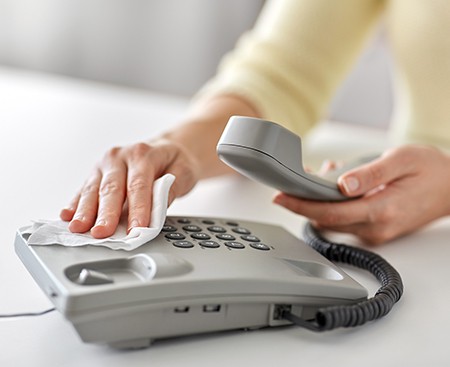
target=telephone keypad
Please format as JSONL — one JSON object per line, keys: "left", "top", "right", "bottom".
{"left": 164, "top": 218, "right": 271, "bottom": 251}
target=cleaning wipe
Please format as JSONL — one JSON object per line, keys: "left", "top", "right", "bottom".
{"left": 21, "top": 173, "right": 175, "bottom": 251}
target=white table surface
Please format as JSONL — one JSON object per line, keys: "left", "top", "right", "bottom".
{"left": 1, "top": 67, "right": 449, "bottom": 367}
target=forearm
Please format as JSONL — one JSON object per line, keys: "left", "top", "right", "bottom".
{"left": 161, "top": 94, "right": 260, "bottom": 179}
{"left": 195, "top": 0, "right": 384, "bottom": 137}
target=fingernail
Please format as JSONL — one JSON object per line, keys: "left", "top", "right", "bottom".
{"left": 72, "top": 215, "right": 85, "bottom": 223}
{"left": 69, "top": 217, "right": 86, "bottom": 233}
{"left": 273, "top": 195, "right": 284, "bottom": 205}
{"left": 320, "top": 159, "right": 332, "bottom": 170}
{"left": 128, "top": 219, "right": 140, "bottom": 231}
{"left": 342, "top": 176, "right": 360, "bottom": 193}
{"left": 60, "top": 208, "right": 74, "bottom": 221}
{"left": 94, "top": 219, "right": 107, "bottom": 228}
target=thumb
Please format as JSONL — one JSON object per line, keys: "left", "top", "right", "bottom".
{"left": 337, "top": 150, "right": 411, "bottom": 197}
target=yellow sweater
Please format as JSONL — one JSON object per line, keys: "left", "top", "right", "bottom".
{"left": 197, "top": 0, "right": 450, "bottom": 149}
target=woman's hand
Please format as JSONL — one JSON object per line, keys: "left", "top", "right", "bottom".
{"left": 60, "top": 139, "right": 200, "bottom": 239}
{"left": 59, "top": 94, "right": 260, "bottom": 239}
{"left": 273, "top": 145, "right": 450, "bottom": 245}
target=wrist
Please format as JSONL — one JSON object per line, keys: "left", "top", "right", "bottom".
{"left": 162, "top": 94, "right": 260, "bottom": 178}
{"left": 442, "top": 150, "right": 450, "bottom": 217}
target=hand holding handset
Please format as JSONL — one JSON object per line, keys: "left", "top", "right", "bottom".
{"left": 217, "top": 116, "right": 376, "bottom": 201}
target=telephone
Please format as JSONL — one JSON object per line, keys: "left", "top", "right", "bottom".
{"left": 14, "top": 117, "right": 402, "bottom": 349}
{"left": 15, "top": 217, "right": 369, "bottom": 348}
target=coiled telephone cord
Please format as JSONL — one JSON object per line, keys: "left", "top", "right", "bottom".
{"left": 281, "top": 222, "right": 404, "bottom": 331}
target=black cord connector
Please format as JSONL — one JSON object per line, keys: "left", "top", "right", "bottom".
{"left": 281, "top": 222, "right": 404, "bottom": 331}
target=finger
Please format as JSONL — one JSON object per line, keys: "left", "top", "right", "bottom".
{"left": 137, "top": 141, "right": 199, "bottom": 214}
{"left": 318, "top": 159, "right": 337, "bottom": 176}
{"left": 273, "top": 192, "right": 371, "bottom": 227}
{"left": 165, "top": 157, "right": 199, "bottom": 204}
{"left": 312, "top": 220, "right": 400, "bottom": 246}
{"left": 126, "top": 163, "right": 154, "bottom": 232}
{"left": 310, "top": 221, "right": 377, "bottom": 245}
{"left": 60, "top": 191, "right": 81, "bottom": 221}
{"left": 91, "top": 165, "right": 127, "bottom": 238}
{"left": 125, "top": 142, "right": 181, "bottom": 231}
{"left": 338, "top": 150, "right": 414, "bottom": 197}
{"left": 69, "top": 170, "right": 102, "bottom": 233}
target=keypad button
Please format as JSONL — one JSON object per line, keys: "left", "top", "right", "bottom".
{"left": 241, "top": 235, "right": 260, "bottom": 242}
{"left": 250, "top": 243, "right": 270, "bottom": 251}
{"left": 231, "top": 227, "right": 251, "bottom": 235}
{"left": 177, "top": 218, "right": 191, "bottom": 224}
{"left": 162, "top": 225, "right": 177, "bottom": 232}
{"left": 191, "top": 233, "right": 211, "bottom": 240}
{"left": 225, "top": 241, "right": 245, "bottom": 249}
{"left": 202, "top": 220, "right": 215, "bottom": 225}
{"left": 216, "top": 233, "right": 236, "bottom": 241}
{"left": 226, "top": 221, "right": 239, "bottom": 227}
{"left": 199, "top": 240, "right": 220, "bottom": 248}
{"left": 165, "top": 232, "right": 186, "bottom": 240}
{"left": 207, "top": 225, "right": 226, "bottom": 233}
{"left": 183, "top": 225, "right": 202, "bottom": 232}
{"left": 173, "top": 240, "right": 194, "bottom": 248}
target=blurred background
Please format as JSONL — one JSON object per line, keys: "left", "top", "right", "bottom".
{"left": 0, "top": 0, "right": 393, "bottom": 127}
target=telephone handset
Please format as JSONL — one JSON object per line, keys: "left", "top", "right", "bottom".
{"left": 217, "top": 116, "right": 376, "bottom": 201}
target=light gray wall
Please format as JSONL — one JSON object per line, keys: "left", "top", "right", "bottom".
{"left": 0, "top": 0, "right": 265, "bottom": 95}
{"left": 0, "top": 0, "right": 393, "bottom": 127}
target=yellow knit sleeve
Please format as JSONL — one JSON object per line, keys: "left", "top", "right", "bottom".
{"left": 195, "top": 0, "right": 385, "bottom": 136}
